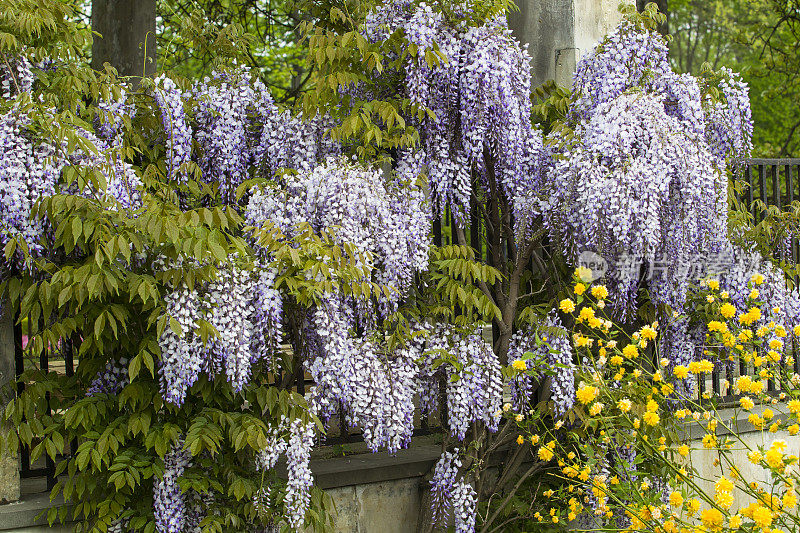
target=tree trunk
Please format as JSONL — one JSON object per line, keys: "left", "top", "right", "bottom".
{"left": 92, "top": 0, "right": 157, "bottom": 79}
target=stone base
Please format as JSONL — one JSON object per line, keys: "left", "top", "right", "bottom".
{"left": 0, "top": 429, "right": 19, "bottom": 504}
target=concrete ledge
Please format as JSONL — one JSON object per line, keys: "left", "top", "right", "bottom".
{"left": 0, "top": 492, "right": 62, "bottom": 531}
{"left": 283, "top": 444, "right": 442, "bottom": 489}
{"left": 681, "top": 403, "right": 793, "bottom": 440}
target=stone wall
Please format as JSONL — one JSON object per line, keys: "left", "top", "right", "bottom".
{"left": 508, "top": 0, "right": 633, "bottom": 87}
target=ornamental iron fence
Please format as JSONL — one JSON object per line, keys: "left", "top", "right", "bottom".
{"left": 11, "top": 158, "right": 800, "bottom": 486}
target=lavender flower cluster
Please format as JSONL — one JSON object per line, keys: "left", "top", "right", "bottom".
{"left": 0, "top": 56, "right": 142, "bottom": 274}
{"left": 157, "top": 261, "right": 283, "bottom": 406}
{"left": 86, "top": 357, "right": 129, "bottom": 396}
{"left": 544, "top": 20, "right": 753, "bottom": 322}
{"left": 420, "top": 325, "right": 502, "bottom": 441}
{"left": 153, "top": 441, "right": 191, "bottom": 533}
{"left": 254, "top": 416, "right": 316, "bottom": 530}
{"left": 366, "top": 2, "right": 549, "bottom": 235}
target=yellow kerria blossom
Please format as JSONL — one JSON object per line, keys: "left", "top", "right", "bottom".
{"left": 576, "top": 385, "right": 599, "bottom": 404}
{"left": 751, "top": 273, "right": 765, "bottom": 285}
{"left": 574, "top": 283, "right": 586, "bottom": 295}
{"left": 622, "top": 344, "right": 638, "bottom": 358}
{"left": 720, "top": 303, "right": 736, "bottom": 319}
{"left": 751, "top": 505, "right": 772, "bottom": 528}
{"left": 728, "top": 515, "right": 742, "bottom": 528}
{"left": 673, "top": 365, "right": 689, "bottom": 379}
{"left": 700, "top": 508, "right": 724, "bottom": 530}
{"left": 516, "top": 435, "right": 524, "bottom": 445}
{"left": 707, "top": 279, "right": 720, "bottom": 290}
{"left": 511, "top": 359, "right": 527, "bottom": 371}
{"left": 610, "top": 355, "right": 623, "bottom": 365}
{"left": 617, "top": 398, "right": 632, "bottom": 412}
{"left": 538, "top": 444, "right": 554, "bottom": 462}
{"left": 589, "top": 402, "right": 604, "bottom": 416}
{"left": 740, "top": 396, "right": 754, "bottom": 410}
{"left": 640, "top": 325, "right": 657, "bottom": 340}
{"left": 559, "top": 298, "right": 576, "bottom": 313}
{"left": 750, "top": 288, "right": 760, "bottom": 299}
{"left": 643, "top": 411, "right": 660, "bottom": 426}
{"left": 590, "top": 285, "right": 608, "bottom": 299}
{"left": 669, "top": 491, "right": 683, "bottom": 507}
{"left": 715, "top": 476, "right": 734, "bottom": 493}
{"left": 678, "top": 444, "right": 689, "bottom": 456}
{"left": 788, "top": 399, "right": 800, "bottom": 413}
{"left": 769, "top": 338, "right": 784, "bottom": 350}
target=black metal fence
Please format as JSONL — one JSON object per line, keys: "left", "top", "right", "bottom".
{"left": 12, "top": 158, "right": 800, "bottom": 484}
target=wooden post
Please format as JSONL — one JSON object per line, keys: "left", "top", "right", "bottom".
{"left": 0, "top": 313, "right": 19, "bottom": 503}
{"left": 92, "top": 0, "right": 157, "bottom": 79}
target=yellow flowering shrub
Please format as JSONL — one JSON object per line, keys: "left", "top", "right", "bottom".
{"left": 502, "top": 272, "right": 800, "bottom": 532}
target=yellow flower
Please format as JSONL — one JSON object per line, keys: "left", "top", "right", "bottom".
{"left": 622, "top": 344, "right": 638, "bottom": 359}
{"left": 559, "top": 298, "right": 576, "bottom": 313}
{"left": 700, "top": 508, "right": 724, "bottom": 530}
{"left": 643, "top": 411, "right": 660, "bottom": 426}
{"left": 748, "top": 450, "right": 762, "bottom": 464}
{"left": 678, "top": 444, "right": 689, "bottom": 456}
{"left": 590, "top": 285, "right": 608, "bottom": 299}
{"left": 516, "top": 435, "right": 524, "bottom": 445}
{"left": 617, "top": 398, "right": 632, "bottom": 412}
{"left": 789, "top": 424, "right": 799, "bottom": 436}
{"left": 720, "top": 303, "right": 736, "bottom": 319}
{"left": 530, "top": 435, "right": 540, "bottom": 445}
{"left": 739, "top": 396, "right": 754, "bottom": 410}
{"left": 667, "top": 491, "right": 683, "bottom": 508}
{"left": 728, "top": 515, "right": 742, "bottom": 528}
{"left": 788, "top": 399, "right": 800, "bottom": 413}
{"left": 707, "top": 320, "right": 728, "bottom": 333}
{"left": 589, "top": 402, "right": 604, "bottom": 416}
{"left": 783, "top": 489, "right": 797, "bottom": 509}
{"left": 574, "top": 283, "right": 586, "bottom": 295}
{"left": 640, "top": 325, "right": 657, "bottom": 341}
{"left": 707, "top": 294, "right": 715, "bottom": 303}
{"left": 751, "top": 505, "right": 772, "bottom": 528}
{"left": 673, "top": 365, "right": 689, "bottom": 379}
{"left": 720, "top": 291, "right": 729, "bottom": 299}
{"left": 707, "top": 279, "right": 720, "bottom": 290}
{"left": 538, "top": 445, "right": 554, "bottom": 462}
{"left": 794, "top": 324, "right": 800, "bottom": 336}
{"left": 511, "top": 359, "right": 527, "bottom": 371}
{"left": 578, "top": 306, "right": 595, "bottom": 321}
{"left": 576, "top": 385, "right": 599, "bottom": 405}
{"left": 687, "top": 499, "right": 701, "bottom": 516}
{"left": 715, "top": 476, "right": 734, "bottom": 493}
{"left": 702, "top": 434, "right": 717, "bottom": 448}
{"left": 769, "top": 338, "right": 784, "bottom": 350}
{"left": 766, "top": 449, "right": 784, "bottom": 469}
{"left": 749, "top": 288, "right": 760, "bottom": 299}
{"left": 751, "top": 273, "right": 765, "bottom": 285}
{"left": 610, "top": 355, "right": 623, "bottom": 366}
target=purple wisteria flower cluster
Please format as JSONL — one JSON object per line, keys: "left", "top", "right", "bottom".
{"left": 0, "top": 57, "right": 142, "bottom": 275}
{"left": 157, "top": 261, "right": 283, "bottom": 406}
{"left": 544, "top": 19, "right": 754, "bottom": 323}
{"left": 254, "top": 416, "right": 316, "bottom": 530}
{"left": 153, "top": 441, "right": 192, "bottom": 533}
{"left": 366, "top": 2, "right": 549, "bottom": 234}
{"left": 419, "top": 325, "right": 503, "bottom": 441}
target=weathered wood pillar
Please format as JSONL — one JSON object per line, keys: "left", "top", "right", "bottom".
{"left": 508, "top": 0, "right": 633, "bottom": 88}
{"left": 92, "top": 0, "right": 157, "bottom": 79}
{"left": 0, "top": 313, "right": 19, "bottom": 503}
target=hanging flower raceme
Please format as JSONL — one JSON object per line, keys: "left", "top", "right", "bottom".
{"left": 153, "top": 441, "right": 192, "bottom": 533}
{"left": 366, "top": 2, "right": 549, "bottom": 236}
{"left": 152, "top": 75, "right": 192, "bottom": 183}
{"left": 547, "top": 91, "right": 726, "bottom": 315}
{"left": 419, "top": 325, "right": 503, "bottom": 441}
{"left": 703, "top": 67, "right": 753, "bottom": 165}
